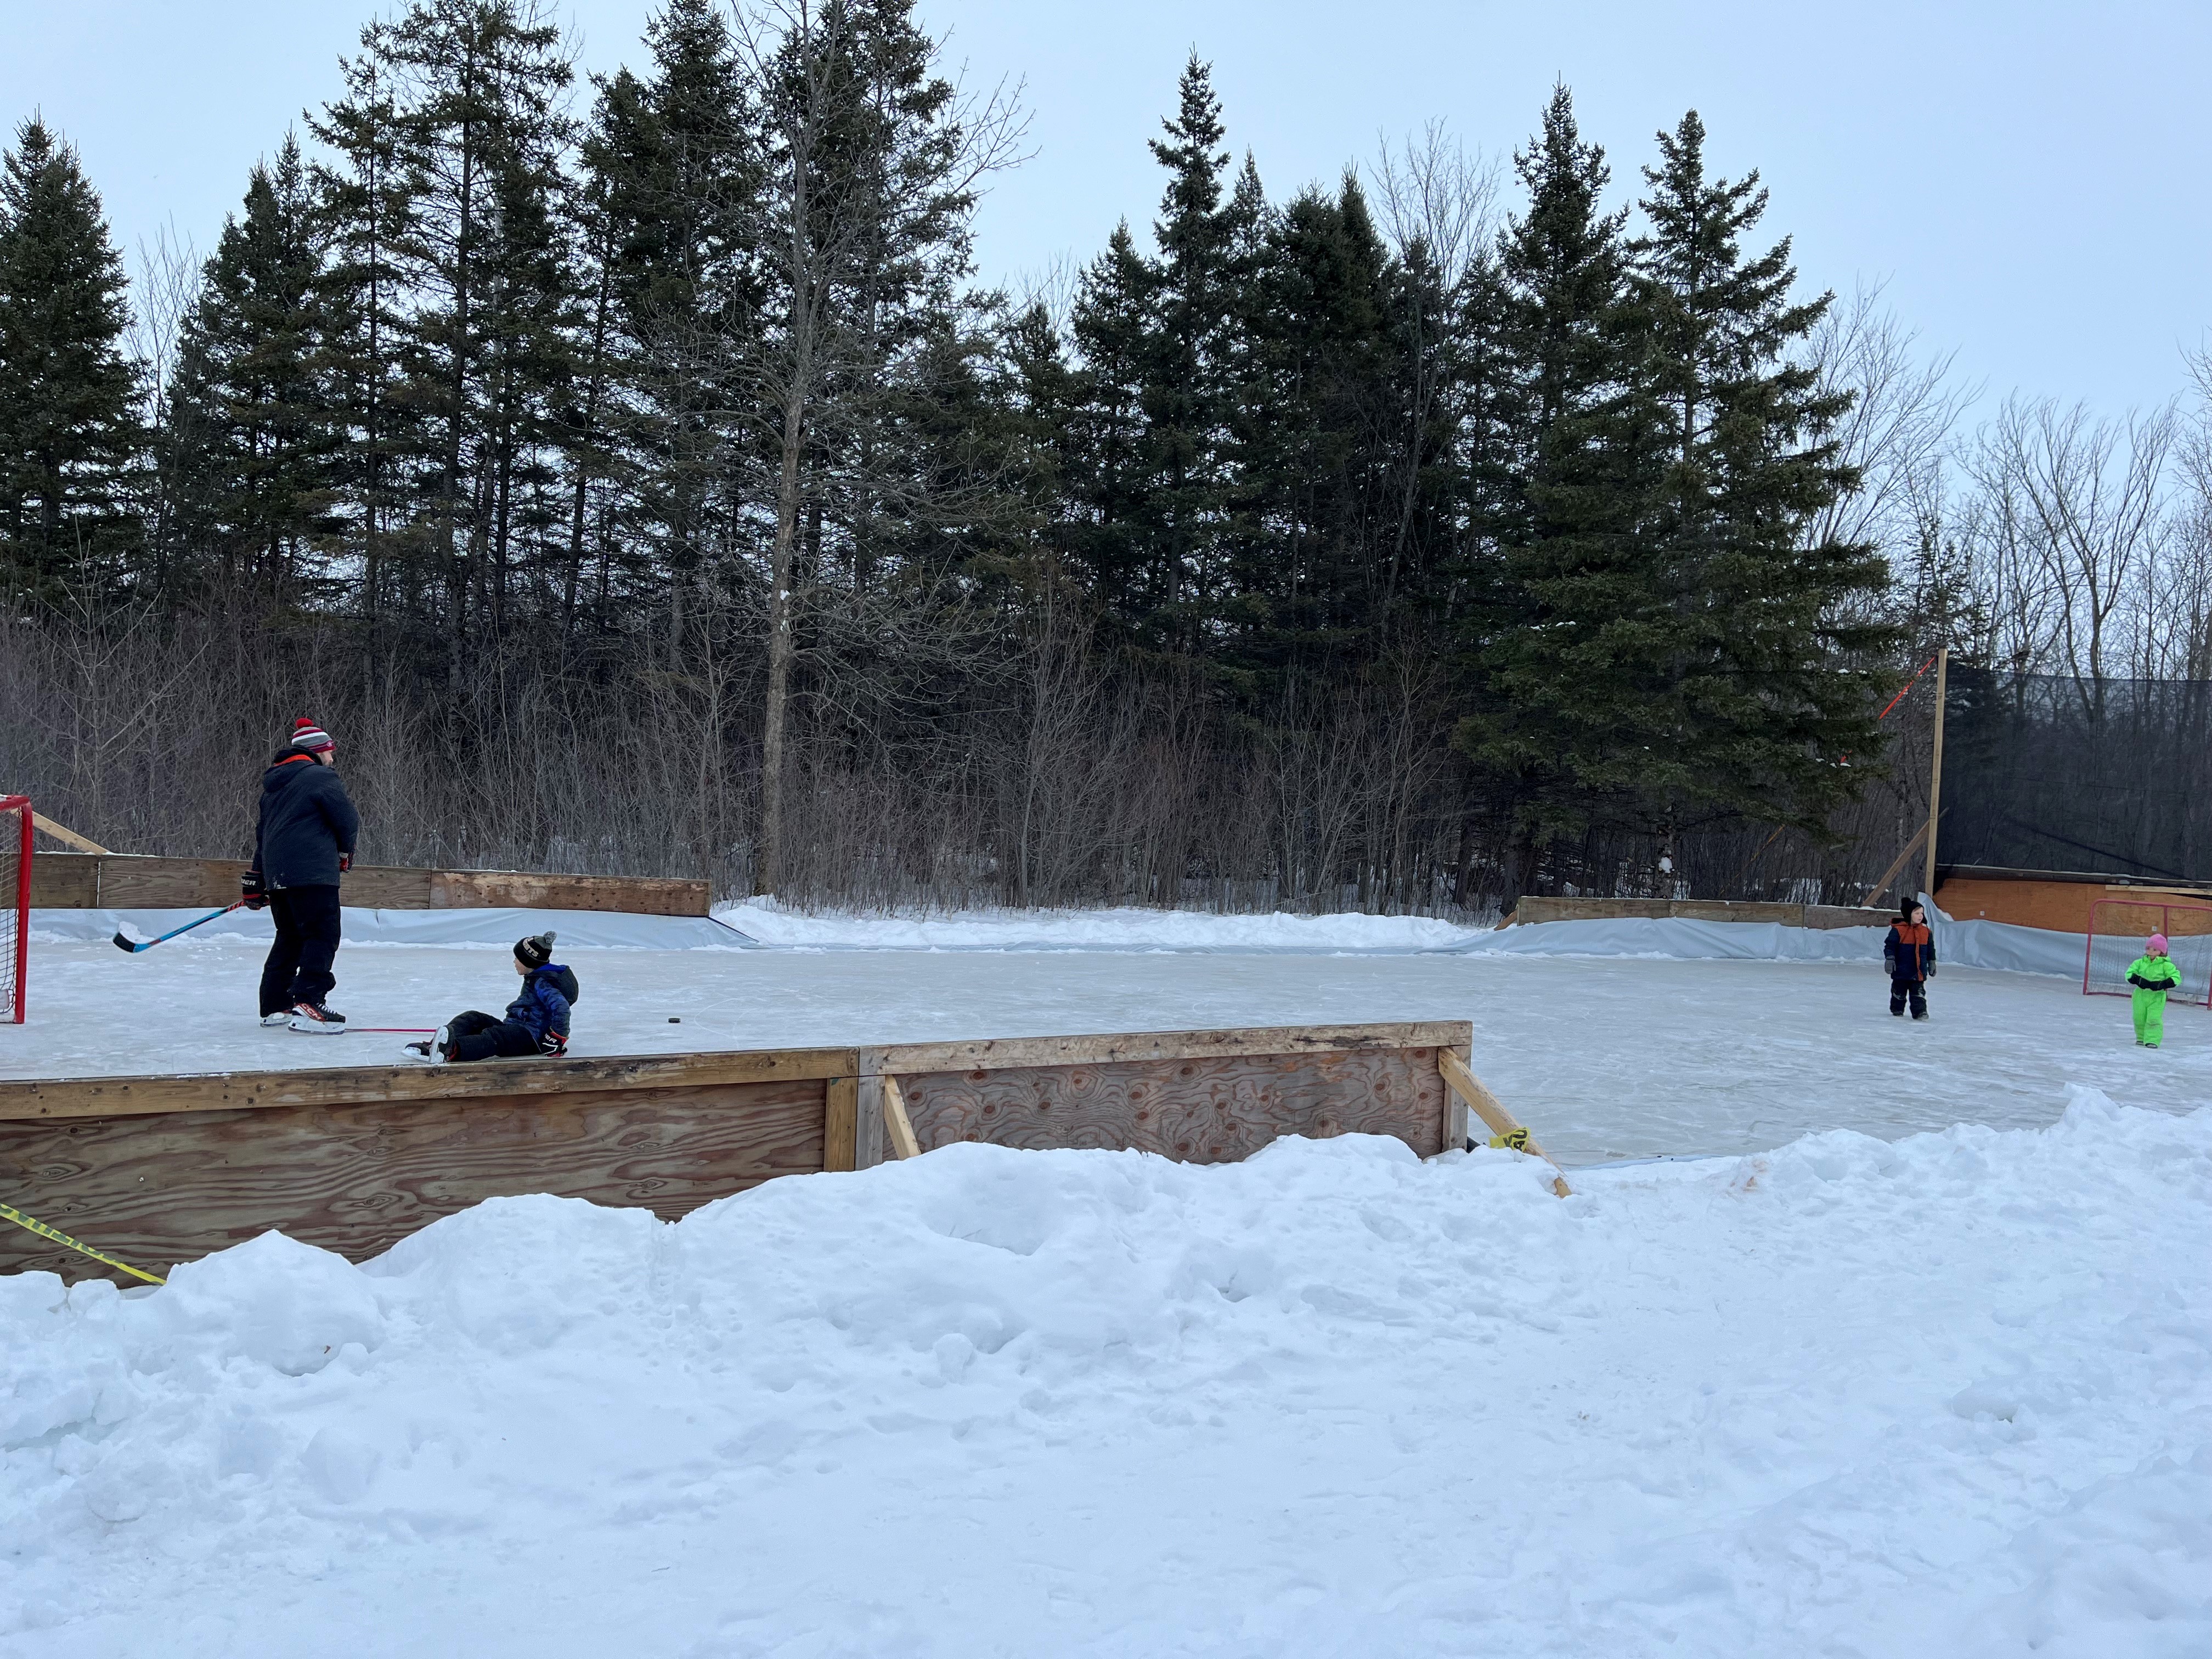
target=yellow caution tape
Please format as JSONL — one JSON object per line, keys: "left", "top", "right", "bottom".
{"left": 1488, "top": 1127, "right": 1531, "bottom": 1153}
{"left": 0, "top": 1200, "right": 166, "bottom": 1285}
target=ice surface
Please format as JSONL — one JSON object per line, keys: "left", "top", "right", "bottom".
{"left": 5, "top": 923, "right": 2205, "bottom": 1164}
{"left": 2, "top": 1101, "right": 2206, "bottom": 1656}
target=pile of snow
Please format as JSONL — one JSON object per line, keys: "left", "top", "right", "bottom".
{"left": 716, "top": 896, "right": 1484, "bottom": 952}
{"left": 4, "top": 1091, "right": 2206, "bottom": 1655}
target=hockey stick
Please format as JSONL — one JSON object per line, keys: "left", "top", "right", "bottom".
{"left": 112, "top": 901, "right": 247, "bottom": 953}
{"left": 346, "top": 1026, "right": 438, "bottom": 1034}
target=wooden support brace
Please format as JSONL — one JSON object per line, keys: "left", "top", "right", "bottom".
{"left": 1437, "top": 1049, "right": 1572, "bottom": 1198}
{"left": 31, "top": 812, "right": 110, "bottom": 855}
{"left": 881, "top": 1073, "right": 921, "bottom": 1161}
{"left": 1867, "top": 820, "right": 1929, "bottom": 908}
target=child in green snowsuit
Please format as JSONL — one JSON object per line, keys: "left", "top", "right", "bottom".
{"left": 2126, "top": 933, "right": 2182, "bottom": 1047}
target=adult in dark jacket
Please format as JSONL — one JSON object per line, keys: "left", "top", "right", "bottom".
{"left": 242, "top": 718, "right": 360, "bottom": 1031}
{"left": 1883, "top": 899, "right": 1937, "bottom": 1021}
{"left": 417, "top": 932, "right": 578, "bottom": 1063}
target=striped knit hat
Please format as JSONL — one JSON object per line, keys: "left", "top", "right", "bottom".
{"left": 287, "top": 717, "right": 334, "bottom": 753}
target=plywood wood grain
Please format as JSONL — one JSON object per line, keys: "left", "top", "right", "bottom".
{"left": 877, "top": 1022, "right": 1471, "bottom": 1077}
{"left": 899, "top": 1047, "right": 1448, "bottom": 1163}
{"left": 0, "top": 1047, "right": 860, "bottom": 1121}
{"left": 0, "top": 1077, "right": 828, "bottom": 1280}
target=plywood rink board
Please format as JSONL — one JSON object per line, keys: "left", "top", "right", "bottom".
{"left": 0, "top": 1076, "right": 827, "bottom": 1279}
{"left": 898, "top": 1045, "right": 1449, "bottom": 1163}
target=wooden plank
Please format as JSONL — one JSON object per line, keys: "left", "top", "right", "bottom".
{"left": 28, "top": 853, "right": 98, "bottom": 906}
{"left": 881, "top": 1073, "right": 921, "bottom": 1160}
{"left": 0, "top": 1046, "right": 861, "bottom": 1122}
{"left": 822, "top": 1075, "right": 859, "bottom": 1172}
{"left": 898, "top": 1046, "right": 1448, "bottom": 1163}
{"left": 877, "top": 1022, "right": 1472, "bottom": 1077}
{"left": 26, "top": 855, "right": 708, "bottom": 917}
{"left": 341, "top": 865, "right": 436, "bottom": 908}
{"left": 1438, "top": 1049, "right": 1571, "bottom": 1198}
{"left": 1866, "top": 821, "right": 1930, "bottom": 909}
{"left": 31, "top": 812, "right": 110, "bottom": 854}
{"left": 1803, "top": 905, "right": 1897, "bottom": 930}
{"left": 0, "top": 1076, "right": 829, "bottom": 1281}
{"left": 431, "top": 870, "right": 710, "bottom": 916}
{"left": 97, "top": 855, "right": 241, "bottom": 907}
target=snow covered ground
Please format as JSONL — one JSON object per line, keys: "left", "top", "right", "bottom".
{"left": 5, "top": 914, "right": 2207, "bottom": 1165}
{"left": 3, "top": 1097, "right": 2207, "bottom": 1657}
{"left": 4, "top": 912, "right": 2209, "bottom": 1652}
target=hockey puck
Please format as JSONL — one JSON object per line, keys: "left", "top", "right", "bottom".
{"left": 669, "top": 1017, "right": 681, "bottom": 1023}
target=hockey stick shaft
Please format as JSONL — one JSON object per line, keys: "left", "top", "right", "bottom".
{"left": 113, "top": 901, "right": 247, "bottom": 952}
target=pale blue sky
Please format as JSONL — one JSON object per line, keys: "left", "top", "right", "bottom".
{"left": 4, "top": 1, "right": 2205, "bottom": 417}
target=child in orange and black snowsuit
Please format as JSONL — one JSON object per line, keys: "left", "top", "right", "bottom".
{"left": 1884, "top": 900, "right": 1937, "bottom": 1020}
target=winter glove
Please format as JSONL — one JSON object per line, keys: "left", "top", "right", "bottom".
{"left": 338, "top": 853, "right": 352, "bottom": 873}
{"left": 1925, "top": 962, "right": 1936, "bottom": 979}
{"left": 241, "top": 870, "right": 268, "bottom": 911}
{"left": 538, "top": 1030, "right": 568, "bottom": 1058}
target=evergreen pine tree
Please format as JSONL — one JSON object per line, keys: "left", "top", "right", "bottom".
{"left": 311, "top": 48, "right": 416, "bottom": 621}
{"left": 1233, "top": 173, "right": 1398, "bottom": 679}
{"left": 163, "top": 137, "right": 339, "bottom": 601}
{"left": 582, "top": 0, "right": 761, "bottom": 627}
{"left": 1458, "top": 85, "right": 1667, "bottom": 899}
{"left": 1626, "top": 110, "right": 1894, "bottom": 857}
{"left": 0, "top": 117, "right": 142, "bottom": 595}
{"left": 330, "top": 0, "right": 578, "bottom": 660}
{"left": 1068, "top": 55, "right": 1252, "bottom": 651}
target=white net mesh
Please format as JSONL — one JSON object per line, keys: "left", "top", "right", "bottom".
{"left": 0, "top": 799, "right": 23, "bottom": 1023}
{"left": 2085, "top": 899, "right": 2212, "bottom": 1006}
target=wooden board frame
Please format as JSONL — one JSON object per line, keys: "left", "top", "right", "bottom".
{"left": 27, "top": 853, "right": 710, "bottom": 917}
{"left": 0, "top": 1021, "right": 1511, "bottom": 1280}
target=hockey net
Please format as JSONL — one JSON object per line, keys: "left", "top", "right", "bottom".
{"left": 0, "top": 796, "right": 26, "bottom": 1023}
{"left": 2084, "top": 897, "right": 2212, "bottom": 1006}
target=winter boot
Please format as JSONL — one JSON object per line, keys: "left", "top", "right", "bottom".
{"left": 289, "top": 1000, "right": 347, "bottom": 1034}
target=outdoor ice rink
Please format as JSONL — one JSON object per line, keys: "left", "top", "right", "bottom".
{"left": 7, "top": 912, "right": 2205, "bottom": 1164}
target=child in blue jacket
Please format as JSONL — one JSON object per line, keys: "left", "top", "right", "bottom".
{"left": 412, "top": 932, "right": 578, "bottom": 1063}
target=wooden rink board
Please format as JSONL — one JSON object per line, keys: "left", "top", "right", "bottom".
{"left": 28, "top": 853, "right": 709, "bottom": 917}
{"left": 0, "top": 1023, "right": 1472, "bottom": 1281}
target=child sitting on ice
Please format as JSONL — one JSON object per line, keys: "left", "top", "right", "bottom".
{"left": 2126, "top": 934, "right": 2181, "bottom": 1048}
{"left": 1883, "top": 899, "right": 1937, "bottom": 1020}
{"left": 410, "top": 932, "right": 578, "bottom": 1063}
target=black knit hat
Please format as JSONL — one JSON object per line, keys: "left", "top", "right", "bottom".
{"left": 1900, "top": 898, "right": 1922, "bottom": 919}
{"left": 515, "top": 931, "right": 556, "bottom": 969}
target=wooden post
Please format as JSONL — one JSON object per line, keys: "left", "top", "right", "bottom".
{"left": 1921, "top": 646, "right": 1949, "bottom": 904}
{"left": 822, "top": 1075, "right": 859, "bottom": 1172}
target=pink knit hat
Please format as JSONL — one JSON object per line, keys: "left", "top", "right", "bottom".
{"left": 2149, "top": 933, "right": 2169, "bottom": 953}
{"left": 287, "top": 717, "right": 334, "bottom": 753}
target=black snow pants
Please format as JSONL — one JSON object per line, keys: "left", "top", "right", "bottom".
{"left": 261, "top": 883, "right": 342, "bottom": 1013}
{"left": 445, "top": 1009, "right": 542, "bottom": 1063}
{"left": 1888, "top": 975, "right": 1927, "bottom": 1019}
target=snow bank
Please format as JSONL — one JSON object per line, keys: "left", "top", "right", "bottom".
{"left": 715, "top": 896, "right": 1483, "bottom": 952}
{"left": 4, "top": 1096, "right": 2206, "bottom": 1656}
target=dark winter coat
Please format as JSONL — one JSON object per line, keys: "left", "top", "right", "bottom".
{"left": 1884, "top": 920, "right": 1936, "bottom": 983}
{"left": 504, "top": 963, "right": 578, "bottom": 1051}
{"left": 252, "top": 751, "right": 360, "bottom": 888}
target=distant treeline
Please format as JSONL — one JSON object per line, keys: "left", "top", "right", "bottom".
{"left": 4, "top": 0, "right": 2203, "bottom": 911}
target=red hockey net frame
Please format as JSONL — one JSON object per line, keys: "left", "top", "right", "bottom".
{"left": 2083, "top": 896, "right": 2212, "bottom": 1008}
{"left": 0, "top": 796, "right": 27, "bottom": 1023}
